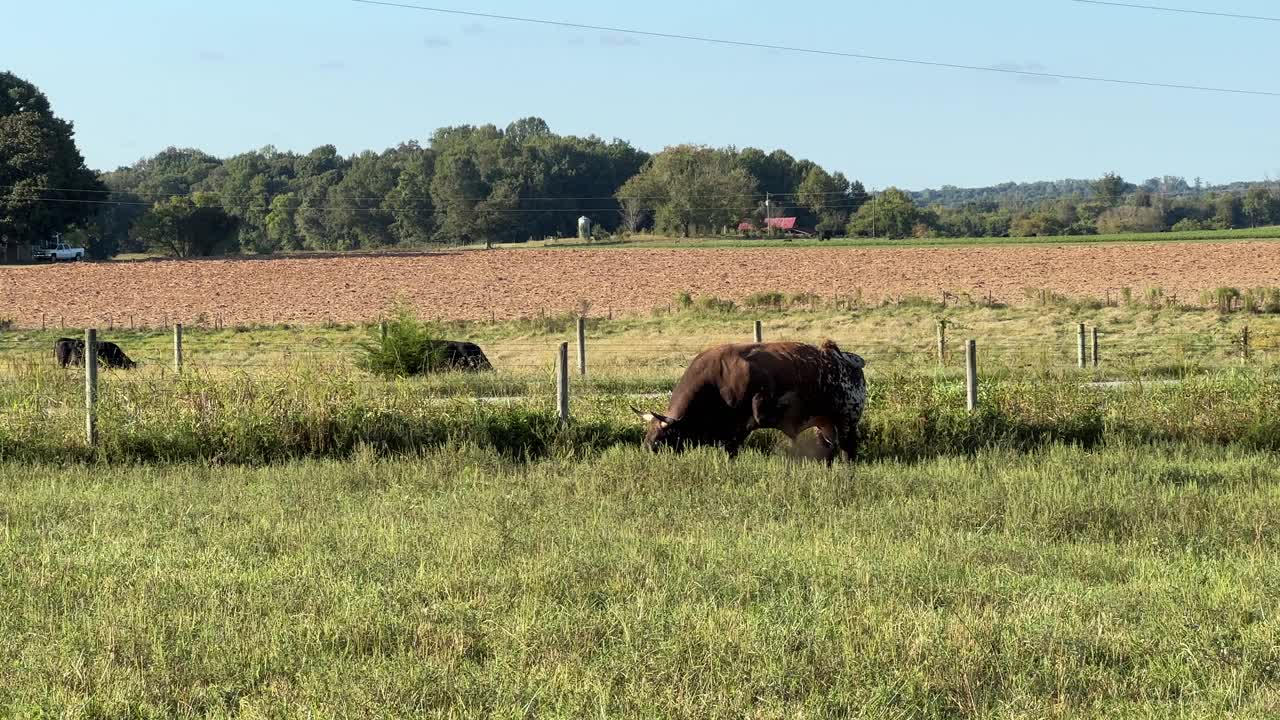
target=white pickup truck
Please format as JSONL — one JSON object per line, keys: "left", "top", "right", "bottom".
{"left": 33, "top": 240, "right": 86, "bottom": 262}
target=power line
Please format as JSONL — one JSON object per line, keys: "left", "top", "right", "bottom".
{"left": 1068, "top": 0, "right": 1280, "bottom": 23}
{"left": 350, "top": 0, "right": 1280, "bottom": 98}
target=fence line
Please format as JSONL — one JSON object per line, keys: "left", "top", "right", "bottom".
{"left": 1, "top": 316, "right": 1271, "bottom": 431}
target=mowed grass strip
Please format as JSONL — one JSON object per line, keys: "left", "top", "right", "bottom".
{"left": 509, "top": 225, "right": 1280, "bottom": 250}
{"left": 1, "top": 445, "right": 1278, "bottom": 717}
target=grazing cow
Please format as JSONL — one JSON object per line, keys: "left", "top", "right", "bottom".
{"left": 54, "top": 337, "right": 137, "bottom": 369}
{"left": 54, "top": 337, "right": 82, "bottom": 368}
{"left": 98, "top": 341, "right": 137, "bottom": 369}
{"left": 433, "top": 341, "right": 493, "bottom": 371}
{"left": 633, "top": 340, "right": 866, "bottom": 464}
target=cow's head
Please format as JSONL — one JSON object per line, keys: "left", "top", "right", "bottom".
{"left": 631, "top": 406, "right": 687, "bottom": 453}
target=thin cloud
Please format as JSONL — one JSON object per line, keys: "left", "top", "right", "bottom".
{"left": 424, "top": 35, "right": 452, "bottom": 49}
{"left": 315, "top": 60, "right": 346, "bottom": 72}
{"left": 197, "top": 49, "right": 228, "bottom": 63}
{"left": 462, "top": 22, "right": 486, "bottom": 35}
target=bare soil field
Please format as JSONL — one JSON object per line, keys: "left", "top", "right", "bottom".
{"left": 2, "top": 242, "right": 1278, "bottom": 328}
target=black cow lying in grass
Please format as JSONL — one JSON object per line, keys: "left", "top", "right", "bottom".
{"left": 435, "top": 340, "right": 493, "bottom": 371}
{"left": 54, "top": 337, "right": 137, "bottom": 369}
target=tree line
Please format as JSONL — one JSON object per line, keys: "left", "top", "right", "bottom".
{"left": 4, "top": 71, "right": 1279, "bottom": 261}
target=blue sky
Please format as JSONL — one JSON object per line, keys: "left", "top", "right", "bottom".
{"left": 7, "top": 0, "right": 1279, "bottom": 188}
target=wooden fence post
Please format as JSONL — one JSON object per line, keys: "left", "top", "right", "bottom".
{"left": 1077, "top": 323, "right": 1087, "bottom": 369}
{"left": 576, "top": 316, "right": 587, "bottom": 376}
{"left": 1243, "top": 325, "right": 1251, "bottom": 360}
{"left": 85, "top": 328, "right": 98, "bottom": 446}
{"left": 1092, "top": 327, "right": 1100, "bottom": 368}
{"left": 379, "top": 320, "right": 387, "bottom": 347}
{"left": 965, "top": 339, "right": 978, "bottom": 413}
{"left": 937, "top": 319, "right": 947, "bottom": 365}
{"left": 174, "top": 324, "right": 184, "bottom": 373}
{"left": 556, "top": 342, "right": 570, "bottom": 426}
{"left": 754, "top": 320, "right": 763, "bottom": 344}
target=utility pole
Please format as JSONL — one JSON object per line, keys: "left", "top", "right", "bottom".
{"left": 872, "top": 189, "right": 878, "bottom": 239}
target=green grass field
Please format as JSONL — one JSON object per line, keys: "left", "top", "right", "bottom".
{"left": 2, "top": 445, "right": 1278, "bottom": 717}
{"left": 3, "top": 299, "right": 1280, "bottom": 716}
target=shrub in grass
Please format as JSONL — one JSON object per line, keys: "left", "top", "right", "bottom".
{"left": 743, "top": 291, "right": 786, "bottom": 310}
{"left": 1201, "top": 287, "right": 1241, "bottom": 314}
{"left": 694, "top": 295, "right": 737, "bottom": 314}
{"left": 357, "top": 310, "right": 447, "bottom": 377}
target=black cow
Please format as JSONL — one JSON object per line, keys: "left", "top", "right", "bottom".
{"left": 54, "top": 338, "right": 82, "bottom": 368}
{"left": 633, "top": 340, "right": 867, "bottom": 464}
{"left": 54, "top": 337, "right": 137, "bottom": 369}
{"left": 431, "top": 340, "right": 493, "bottom": 371}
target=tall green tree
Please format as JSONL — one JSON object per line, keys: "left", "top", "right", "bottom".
{"left": 1092, "top": 172, "right": 1127, "bottom": 207}
{"left": 0, "top": 72, "right": 106, "bottom": 261}
{"left": 130, "top": 193, "right": 239, "bottom": 257}
{"left": 265, "top": 192, "right": 303, "bottom": 251}
{"left": 1214, "top": 193, "right": 1244, "bottom": 229}
{"left": 430, "top": 152, "right": 488, "bottom": 243}
{"left": 846, "top": 188, "right": 924, "bottom": 239}
{"left": 384, "top": 143, "right": 436, "bottom": 244}
{"left": 796, "top": 167, "right": 852, "bottom": 234}
{"left": 1243, "top": 185, "right": 1279, "bottom": 228}
{"left": 616, "top": 145, "right": 757, "bottom": 237}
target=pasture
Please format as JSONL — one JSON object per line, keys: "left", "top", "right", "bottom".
{"left": 3, "top": 446, "right": 1279, "bottom": 717}
{"left": 2, "top": 296, "right": 1280, "bottom": 717}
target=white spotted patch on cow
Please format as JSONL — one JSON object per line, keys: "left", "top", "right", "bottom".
{"left": 821, "top": 345, "right": 867, "bottom": 431}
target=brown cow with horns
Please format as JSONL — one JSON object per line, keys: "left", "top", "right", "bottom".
{"left": 632, "top": 339, "right": 867, "bottom": 464}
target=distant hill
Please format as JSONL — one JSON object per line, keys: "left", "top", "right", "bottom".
{"left": 910, "top": 179, "right": 1102, "bottom": 208}
{"left": 907, "top": 176, "right": 1262, "bottom": 208}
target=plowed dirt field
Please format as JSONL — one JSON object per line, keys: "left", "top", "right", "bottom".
{"left": 2, "top": 243, "right": 1277, "bottom": 328}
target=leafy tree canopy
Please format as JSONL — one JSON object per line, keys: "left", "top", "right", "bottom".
{"left": 0, "top": 72, "right": 105, "bottom": 259}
